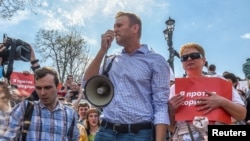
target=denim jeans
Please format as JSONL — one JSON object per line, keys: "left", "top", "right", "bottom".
{"left": 94, "top": 126, "right": 153, "bottom": 141}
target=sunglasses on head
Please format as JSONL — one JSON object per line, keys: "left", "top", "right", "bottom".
{"left": 180, "top": 52, "right": 203, "bottom": 62}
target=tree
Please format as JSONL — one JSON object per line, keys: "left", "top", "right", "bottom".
{"left": 35, "top": 29, "right": 91, "bottom": 83}
{"left": 0, "top": 0, "right": 41, "bottom": 19}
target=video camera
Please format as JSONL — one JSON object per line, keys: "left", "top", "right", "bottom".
{"left": 1, "top": 34, "right": 31, "bottom": 80}
{"left": 1, "top": 33, "right": 31, "bottom": 65}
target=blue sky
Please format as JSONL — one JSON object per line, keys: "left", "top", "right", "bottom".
{"left": 1, "top": 0, "right": 249, "bottom": 79}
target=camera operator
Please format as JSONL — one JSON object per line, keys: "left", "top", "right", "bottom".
{"left": 26, "top": 43, "right": 41, "bottom": 101}
{"left": 0, "top": 42, "right": 40, "bottom": 101}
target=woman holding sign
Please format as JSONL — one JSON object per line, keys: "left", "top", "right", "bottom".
{"left": 168, "top": 43, "right": 246, "bottom": 141}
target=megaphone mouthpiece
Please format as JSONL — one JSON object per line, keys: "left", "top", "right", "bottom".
{"left": 97, "top": 86, "right": 108, "bottom": 95}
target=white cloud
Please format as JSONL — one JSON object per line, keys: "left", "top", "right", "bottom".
{"left": 83, "top": 35, "right": 97, "bottom": 46}
{"left": 0, "top": 10, "right": 30, "bottom": 27}
{"left": 41, "top": 1, "right": 48, "bottom": 7}
{"left": 43, "top": 18, "right": 65, "bottom": 30}
{"left": 28, "top": 0, "right": 168, "bottom": 43}
{"left": 241, "top": 33, "right": 250, "bottom": 39}
{"left": 34, "top": 0, "right": 166, "bottom": 29}
{"left": 1, "top": 0, "right": 168, "bottom": 48}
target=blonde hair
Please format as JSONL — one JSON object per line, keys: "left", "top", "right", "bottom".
{"left": 179, "top": 43, "right": 205, "bottom": 57}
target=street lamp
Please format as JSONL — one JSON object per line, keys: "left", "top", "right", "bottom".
{"left": 163, "top": 17, "right": 180, "bottom": 73}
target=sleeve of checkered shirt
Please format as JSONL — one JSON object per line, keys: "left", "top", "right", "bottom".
{"left": 0, "top": 101, "right": 26, "bottom": 140}
{"left": 72, "top": 111, "right": 80, "bottom": 141}
{"left": 152, "top": 56, "right": 171, "bottom": 125}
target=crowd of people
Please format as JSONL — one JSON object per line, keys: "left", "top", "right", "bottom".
{"left": 0, "top": 11, "right": 249, "bottom": 141}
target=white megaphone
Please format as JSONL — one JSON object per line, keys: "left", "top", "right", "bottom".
{"left": 84, "top": 75, "right": 114, "bottom": 107}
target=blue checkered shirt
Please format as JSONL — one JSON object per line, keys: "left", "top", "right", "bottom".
{"left": 83, "top": 44, "right": 171, "bottom": 125}
{"left": 0, "top": 100, "right": 79, "bottom": 141}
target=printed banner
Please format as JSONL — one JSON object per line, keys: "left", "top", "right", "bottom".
{"left": 10, "top": 72, "right": 35, "bottom": 96}
{"left": 175, "top": 77, "right": 232, "bottom": 124}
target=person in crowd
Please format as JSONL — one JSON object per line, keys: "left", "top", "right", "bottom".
{"left": 0, "top": 80, "right": 12, "bottom": 131}
{"left": 65, "top": 81, "right": 82, "bottom": 103}
{"left": 84, "top": 108, "right": 100, "bottom": 141}
{"left": 0, "top": 42, "right": 38, "bottom": 107}
{"left": 83, "top": 11, "right": 170, "bottom": 141}
{"left": 222, "top": 72, "right": 247, "bottom": 125}
{"left": 58, "top": 96, "right": 69, "bottom": 105}
{"left": 222, "top": 72, "right": 247, "bottom": 103}
{"left": 77, "top": 102, "right": 90, "bottom": 125}
{"left": 222, "top": 72, "right": 238, "bottom": 89}
{"left": 61, "top": 74, "right": 74, "bottom": 94}
{"left": 237, "top": 89, "right": 247, "bottom": 104}
{"left": 0, "top": 66, "right": 79, "bottom": 140}
{"left": 77, "top": 108, "right": 100, "bottom": 141}
{"left": 0, "top": 81, "right": 12, "bottom": 115}
{"left": 245, "top": 95, "right": 250, "bottom": 125}
{"left": 70, "top": 84, "right": 85, "bottom": 110}
{"left": 207, "top": 64, "right": 216, "bottom": 75}
{"left": 77, "top": 124, "right": 88, "bottom": 141}
{"left": 168, "top": 43, "right": 246, "bottom": 140}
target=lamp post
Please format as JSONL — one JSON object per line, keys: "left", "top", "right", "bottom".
{"left": 163, "top": 17, "right": 179, "bottom": 73}
{"left": 243, "top": 58, "right": 250, "bottom": 91}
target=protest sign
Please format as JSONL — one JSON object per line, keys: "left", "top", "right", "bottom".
{"left": 10, "top": 72, "right": 35, "bottom": 96}
{"left": 175, "top": 77, "right": 232, "bottom": 124}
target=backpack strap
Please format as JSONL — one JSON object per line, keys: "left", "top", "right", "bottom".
{"left": 22, "top": 101, "right": 34, "bottom": 141}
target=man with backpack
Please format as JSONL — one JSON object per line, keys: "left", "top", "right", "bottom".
{"left": 0, "top": 66, "right": 79, "bottom": 141}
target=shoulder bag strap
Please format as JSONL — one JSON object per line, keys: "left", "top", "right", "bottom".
{"left": 21, "top": 101, "right": 34, "bottom": 141}
{"left": 102, "top": 55, "right": 116, "bottom": 77}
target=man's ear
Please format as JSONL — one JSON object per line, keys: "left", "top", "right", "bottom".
{"left": 132, "top": 24, "right": 139, "bottom": 34}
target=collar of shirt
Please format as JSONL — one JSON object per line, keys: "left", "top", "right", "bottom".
{"left": 38, "top": 100, "right": 65, "bottom": 111}
{"left": 121, "top": 44, "right": 149, "bottom": 55}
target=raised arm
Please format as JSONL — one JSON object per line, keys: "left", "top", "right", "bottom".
{"left": 83, "top": 30, "right": 114, "bottom": 81}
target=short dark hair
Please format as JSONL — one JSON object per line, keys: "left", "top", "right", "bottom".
{"left": 34, "top": 66, "right": 59, "bottom": 87}
{"left": 77, "top": 102, "right": 90, "bottom": 111}
{"left": 208, "top": 64, "right": 216, "bottom": 71}
{"left": 223, "top": 72, "right": 238, "bottom": 88}
{"left": 67, "top": 75, "right": 73, "bottom": 79}
{"left": 115, "top": 11, "right": 142, "bottom": 39}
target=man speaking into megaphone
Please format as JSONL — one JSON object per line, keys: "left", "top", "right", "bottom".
{"left": 83, "top": 11, "right": 171, "bottom": 141}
